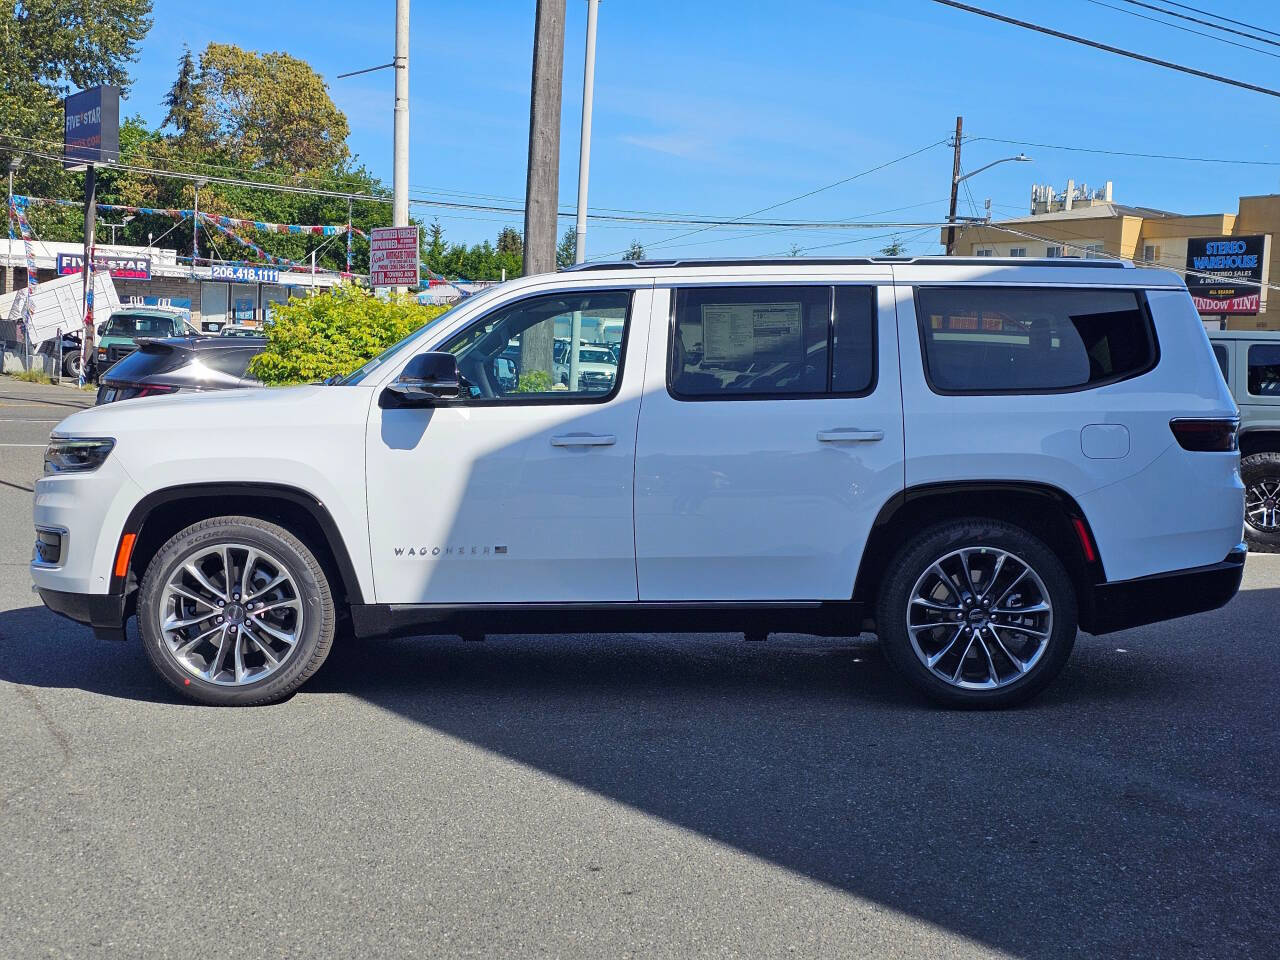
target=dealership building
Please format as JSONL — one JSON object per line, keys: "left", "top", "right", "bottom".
{"left": 945, "top": 181, "right": 1278, "bottom": 330}
{"left": 1, "top": 237, "right": 343, "bottom": 331}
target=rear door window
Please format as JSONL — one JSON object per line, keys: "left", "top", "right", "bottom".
{"left": 1248, "top": 344, "right": 1280, "bottom": 397}
{"left": 916, "top": 287, "right": 1157, "bottom": 394}
{"left": 669, "top": 285, "right": 876, "bottom": 399}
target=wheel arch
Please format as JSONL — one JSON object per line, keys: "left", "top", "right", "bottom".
{"left": 1240, "top": 429, "right": 1280, "bottom": 459}
{"left": 853, "top": 481, "right": 1105, "bottom": 623}
{"left": 113, "top": 483, "right": 365, "bottom": 606}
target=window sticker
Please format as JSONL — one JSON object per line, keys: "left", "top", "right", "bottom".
{"left": 701, "top": 302, "right": 804, "bottom": 364}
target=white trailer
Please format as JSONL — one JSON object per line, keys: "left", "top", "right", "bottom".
{"left": 0, "top": 270, "right": 120, "bottom": 346}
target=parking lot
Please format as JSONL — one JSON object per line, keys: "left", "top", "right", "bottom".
{"left": 0, "top": 376, "right": 1276, "bottom": 959}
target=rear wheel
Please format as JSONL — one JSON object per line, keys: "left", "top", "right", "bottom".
{"left": 138, "top": 516, "right": 335, "bottom": 706}
{"left": 62, "top": 350, "right": 82, "bottom": 380}
{"left": 1242, "top": 452, "right": 1280, "bottom": 553}
{"left": 876, "top": 518, "right": 1078, "bottom": 708}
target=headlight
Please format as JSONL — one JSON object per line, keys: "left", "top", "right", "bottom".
{"left": 44, "top": 437, "right": 115, "bottom": 475}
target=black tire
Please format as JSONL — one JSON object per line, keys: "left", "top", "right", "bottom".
{"left": 62, "top": 351, "right": 82, "bottom": 380}
{"left": 138, "top": 516, "right": 336, "bottom": 706}
{"left": 1242, "top": 452, "right": 1280, "bottom": 554}
{"left": 876, "top": 518, "right": 1078, "bottom": 708}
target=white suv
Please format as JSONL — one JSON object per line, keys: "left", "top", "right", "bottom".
{"left": 31, "top": 258, "right": 1246, "bottom": 708}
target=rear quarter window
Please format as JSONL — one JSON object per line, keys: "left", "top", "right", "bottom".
{"left": 916, "top": 287, "right": 1157, "bottom": 394}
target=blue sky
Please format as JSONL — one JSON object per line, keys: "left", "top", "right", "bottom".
{"left": 123, "top": 0, "right": 1280, "bottom": 258}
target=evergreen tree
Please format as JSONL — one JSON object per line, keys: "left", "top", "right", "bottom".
{"left": 557, "top": 228, "right": 577, "bottom": 268}
{"left": 162, "top": 46, "right": 202, "bottom": 136}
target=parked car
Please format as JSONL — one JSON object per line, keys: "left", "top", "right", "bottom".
{"left": 552, "top": 342, "right": 617, "bottom": 391}
{"left": 33, "top": 257, "right": 1245, "bottom": 708}
{"left": 1207, "top": 329, "right": 1280, "bottom": 552}
{"left": 96, "top": 307, "right": 201, "bottom": 375}
{"left": 94, "top": 336, "right": 265, "bottom": 405}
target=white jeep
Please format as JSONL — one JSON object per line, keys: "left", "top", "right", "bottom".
{"left": 32, "top": 257, "right": 1245, "bottom": 707}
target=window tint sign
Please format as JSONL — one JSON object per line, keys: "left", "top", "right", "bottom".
{"left": 1185, "top": 235, "right": 1270, "bottom": 315}
{"left": 63, "top": 86, "right": 120, "bottom": 170}
{"left": 57, "top": 253, "right": 150, "bottom": 280}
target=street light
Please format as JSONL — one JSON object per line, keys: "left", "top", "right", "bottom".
{"left": 103, "top": 215, "right": 134, "bottom": 245}
{"left": 955, "top": 153, "right": 1032, "bottom": 186}
{"left": 946, "top": 153, "right": 1032, "bottom": 254}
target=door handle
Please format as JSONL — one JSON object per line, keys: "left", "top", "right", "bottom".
{"left": 550, "top": 433, "right": 617, "bottom": 447}
{"left": 817, "top": 428, "right": 884, "bottom": 443}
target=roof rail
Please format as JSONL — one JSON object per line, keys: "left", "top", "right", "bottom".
{"left": 561, "top": 256, "right": 1131, "bottom": 272}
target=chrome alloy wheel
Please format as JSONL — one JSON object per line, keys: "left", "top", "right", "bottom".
{"left": 906, "top": 547, "right": 1053, "bottom": 690}
{"left": 158, "top": 543, "right": 304, "bottom": 686}
{"left": 1246, "top": 478, "right": 1280, "bottom": 533}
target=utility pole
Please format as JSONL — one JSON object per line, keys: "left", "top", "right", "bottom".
{"left": 568, "top": 0, "right": 600, "bottom": 391}
{"left": 192, "top": 179, "right": 206, "bottom": 265}
{"left": 5, "top": 157, "right": 18, "bottom": 294}
{"left": 393, "top": 0, "right": 410, "bottom": 228}
{"left": 80, "top": 164, "right": 97, "bottom": 385}
{"left": 945, "top": 115, "right": 963, "bottom": 256}
{"left": 573, "top": 0, "right": 599, "bottom": 265}
{"left": 522, "top": 0, "right": 566, "bottom": 379}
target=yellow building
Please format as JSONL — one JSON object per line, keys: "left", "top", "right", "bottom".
{"left": 945, "top": 184, "right": 1279, "bottom": 330}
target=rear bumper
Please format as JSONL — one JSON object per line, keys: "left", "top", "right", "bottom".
{"left": 37, "top": 588, "right": 131, "bottom": 641}
{"left": 1082, "top": 543, "right": 1247, "bottom": 635}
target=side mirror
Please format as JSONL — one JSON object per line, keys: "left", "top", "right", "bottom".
{"left": 379, "top": 351, "right": 461, "bottom": 408}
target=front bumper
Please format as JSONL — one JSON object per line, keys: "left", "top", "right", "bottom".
{"left": 1082, "top": 543, "right": 1247, "bottom": 635}
{"left": 37, "top": 588, "right": 131, "bottom": 641}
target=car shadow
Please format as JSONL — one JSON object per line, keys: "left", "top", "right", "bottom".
{"left": 3, "top": 587, "right": 1278, "bottom": 958}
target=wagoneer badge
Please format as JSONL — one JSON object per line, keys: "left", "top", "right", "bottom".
{"left": 394, "top": 545, "right": 508, "bottom": 557}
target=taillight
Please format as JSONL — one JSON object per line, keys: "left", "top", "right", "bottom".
{"left": 134, "top": 385, "right": 178, "bottom": 398}
{"left": 1170, "top": 418, "right": 1239, "bottom": 452}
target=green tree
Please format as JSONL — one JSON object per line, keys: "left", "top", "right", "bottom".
{"left": 623, "top": 239, "right": 645, "bottom": 261}
{"left": 557, "top": 228, "right": 577, "bottom": 268}
{"left": 496, "top": 226, "right": 523, "bottom": 257}
{"left": 880, "top": 237, "right": 908, "bottom": 256}
{"left": 161, "top": 45, "right": 203, "bottom": 137}
{"left": 176, "top": 42, "right": 350, "bottom": 171}
{"left": 0, "top": 0, "right": 153, "bottom": 225}
{"left": 424, "top": 220, "right": 447, "bottom": 274}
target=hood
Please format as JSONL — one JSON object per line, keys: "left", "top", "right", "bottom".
{"left": 54, "top": 384, "right": 338, "bottom": 438}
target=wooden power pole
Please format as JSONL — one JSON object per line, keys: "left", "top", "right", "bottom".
{"left": 945, "top": 116, "right": 963, "bottom": 256}
{"left": 521, "top": 0, "right": 566, "bottom": 378}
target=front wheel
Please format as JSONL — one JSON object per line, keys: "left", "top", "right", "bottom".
{"left": 1242, "top": 452, "right": 1280, "bottom": 553}
{"left": 876, "top": 518, "right": 1078, "bottom": 708}
{"left": 138, "top": 516, "right": 336, "bottom": 706}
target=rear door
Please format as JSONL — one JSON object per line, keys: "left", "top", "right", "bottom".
{"left": 634, "top": 273, "right": 904, "bottom": 600}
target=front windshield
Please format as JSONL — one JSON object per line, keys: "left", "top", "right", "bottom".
{"left": 106, "top": 313, "right": 179, "bottom": 337}
{"left": 336, "top": 287, "right": 507, "bottom": 385}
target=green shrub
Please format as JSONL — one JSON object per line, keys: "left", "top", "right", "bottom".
{"left": 247, "top": 284, "right": 451, "bottom": 385}
{"left": 515, "top": 370, "right": 554, "bottom": 394}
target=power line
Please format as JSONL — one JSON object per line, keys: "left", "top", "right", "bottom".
{"left": 928, "top": 0, "right": 1280, "bottom": 98}
{"left": 1114, "top": 0, "right": 1280, "bottom": 48}
{"left": 967, "top": 135, "right": 1280, "bottom": 167}
{"left": 1155, "top": 0, "right": 1280, "bottom": 40}
{"left": 1081, "top": 0, "right": 1280, "bottom": 59}
{"left": 605, "top": 139, "right": 949, "bottom": 258}
{"left": 5, "top": 144, "right": 969, "bottom": 232}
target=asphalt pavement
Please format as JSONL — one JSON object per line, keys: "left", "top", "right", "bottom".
{"left": 0, "top": 375, "right": 1276, "bottom": 959}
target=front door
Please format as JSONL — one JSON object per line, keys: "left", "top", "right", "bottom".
{"left": 366, "top": 285, "right": 651, "bottom": 604}
{"left": 634, "top": 276, "right": 905, "bottom": 600}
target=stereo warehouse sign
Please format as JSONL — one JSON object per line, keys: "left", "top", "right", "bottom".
{"left": 1185, "top": 235, "right": 1271, "bottom": 315}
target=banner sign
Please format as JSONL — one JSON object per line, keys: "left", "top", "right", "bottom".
{"left": 63, "top": 86, "right": 121, "bottom": 170}
{"left": 211, "top": 264, "right": 281, "bottom": 284}
{"left": 370, "top": 226, "right": 420, "bottom": 287}
{"left": 1185, "top": 235, "right": 1270, "bottom": 315}
{"left": 57, "top": 253, "right": 151, "bottom": 280}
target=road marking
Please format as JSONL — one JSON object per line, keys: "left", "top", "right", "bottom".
{"left": 0, "top": 443, "right": 48, "bottom": 447}
{"left": 0, "top": 419, "right": 60, "bottom": 423}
